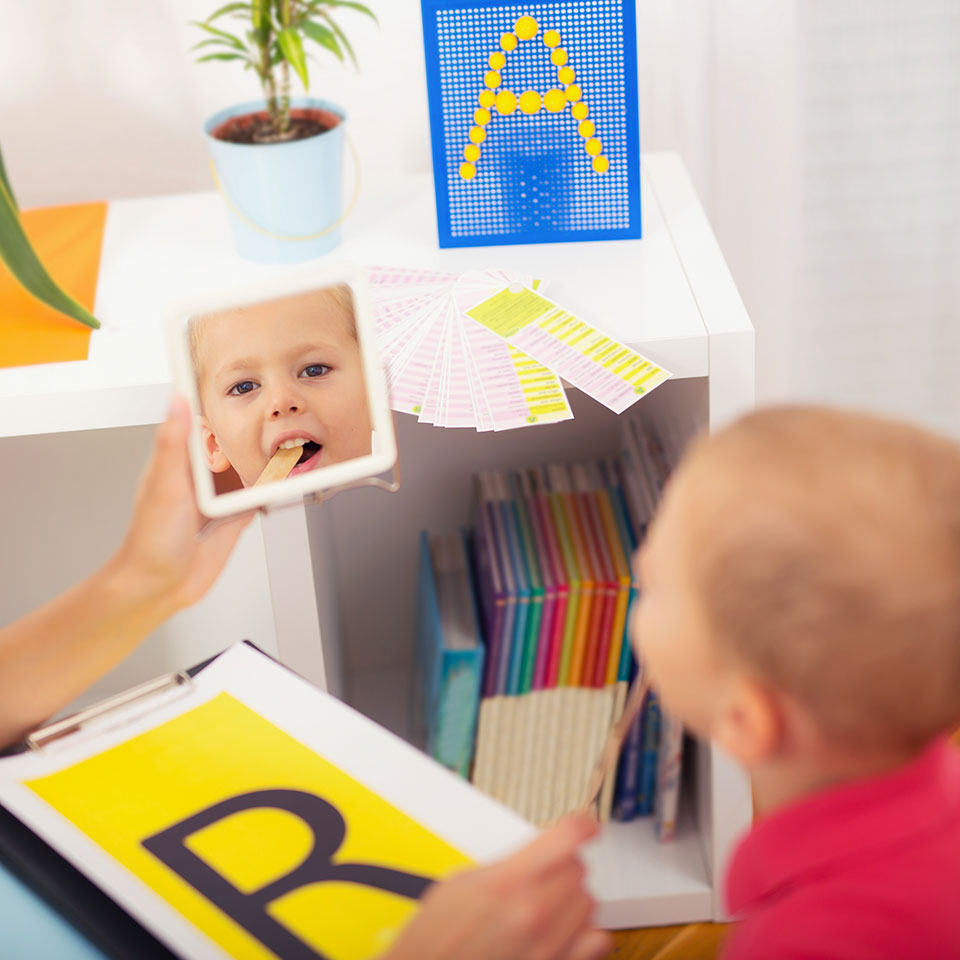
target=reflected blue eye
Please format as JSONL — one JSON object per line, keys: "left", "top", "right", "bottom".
{"left": 228, "top": 380, "right": 258, "bottom": 396}
{"left": 300, "top": 364, "right": 332, "bottom": 379}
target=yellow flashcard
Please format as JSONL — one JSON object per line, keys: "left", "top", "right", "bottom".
{"left": 467, "top": 285, "right": 671, "bottom": 414}
{"left": 26, "top": 693, "right": 471, "bottom": 960}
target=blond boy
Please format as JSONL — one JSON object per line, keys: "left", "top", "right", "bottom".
{"left": 632, "top": 407, "right": 960, "bottom": 958}
{"left": 191, "top": 285, "right": 372, "bottom": 489}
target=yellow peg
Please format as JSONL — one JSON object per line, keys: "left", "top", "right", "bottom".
{"left": 519, "top": 90, "right": 542, "bottom": 114}
{"left": 495, "top": 89, "right": 518, "bottom": 114}
{"left": 544, "top": 88, "right": 566, "bottom": 112}
{"left": 514, "top": 16, "right": 538, "bottom": 39}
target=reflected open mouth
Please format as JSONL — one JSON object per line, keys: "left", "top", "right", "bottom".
{"left": 295, "top": 440, "right": 321, "bottom": 465}
{"left": 289, "top": 442, "right": 324, "bottom": 476}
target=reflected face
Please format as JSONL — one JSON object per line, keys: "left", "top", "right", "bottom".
{"left": 194, "top": 288, "right": 372, "bottom": 488}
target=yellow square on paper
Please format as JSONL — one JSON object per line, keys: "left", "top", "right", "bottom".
{"left": 27, "top": 693, "right": 471, "bottom": 960}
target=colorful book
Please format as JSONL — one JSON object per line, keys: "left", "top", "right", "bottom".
{"left": 416, "top": 530, "right": 486, "bottom": 778}
{"left": 636, "top": 689, "right": 662, "bottom": 816}
{"left": 472, "top": 476, "right": 506, "bottom": 698}
{"left": 612, "top": 678, "right": 646, "bottom": 822}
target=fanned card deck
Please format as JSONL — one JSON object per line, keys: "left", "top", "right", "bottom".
{"left": 368, "top": 266, "right": 671, "bottom": 431}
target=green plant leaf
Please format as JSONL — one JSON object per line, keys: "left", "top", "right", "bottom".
{"left": 206, "top": 2, "right": 252, "bottom": 22}
{"left": 0, "top": 143, "right": 16, "bottom": 211}
{"left": 190, "top": 36, "right": 248, "bottom": 52}
{"left": 308, "top": 0, "right": 377, "bottom": 25}
{"left": 315, "top": 9, "right": 356, "bottom": 67}
{"left": 0, "top": 175, "right": 99, "bottom": 330}
{"left": 188, "top": 20, "right": 246, "bottom": 50}
{"left": 277, "top": 27, "right": 309, "bottom": 88}
{"left": 302, "top": 20, "right": 343, "bottom": 60}
{"left": 195, "top": 52, "right": 249, "bottom": 63}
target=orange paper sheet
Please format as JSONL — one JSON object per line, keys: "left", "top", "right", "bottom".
{"left": 0, "top": 201, "right": 108, "bottom": 368}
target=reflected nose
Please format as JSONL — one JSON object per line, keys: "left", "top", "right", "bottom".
{"left": 270, "top": 402, "right": 300, "bottom": 419}
{"left": 264, "top": 382, "right": 302, "bottom": 419}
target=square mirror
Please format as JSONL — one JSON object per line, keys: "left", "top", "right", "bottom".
{"left": 169, "top": 267, "right": 397, "bottom": 518}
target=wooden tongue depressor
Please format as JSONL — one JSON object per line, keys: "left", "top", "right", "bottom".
{"left": 254, "top": 445, "right": 303, "bottom": 487}
{"left": 579, "top": 671, "right": 651, "bottom": 820}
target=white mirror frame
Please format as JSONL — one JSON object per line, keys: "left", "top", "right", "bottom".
{"left": 167, "top": 264, "right": 397, "bottom": 519}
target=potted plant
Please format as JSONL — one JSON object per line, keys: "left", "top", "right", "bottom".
{"left": 192, "top": 0, "right": 376, "bottom": 264}
{"left": 0, "top": 143, "right": 98, "bottom": 329}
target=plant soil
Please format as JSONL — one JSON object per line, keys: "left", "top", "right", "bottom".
{"left": 212, "top": 107, "right": 341, "bottom": 145}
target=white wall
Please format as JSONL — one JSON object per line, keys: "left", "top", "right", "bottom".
{"left": 0, "top": 0, "right": 430, "bottom": 208}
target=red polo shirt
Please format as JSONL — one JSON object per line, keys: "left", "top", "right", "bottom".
{"left": 722, "top": 735, "right": 960, "bottom": 959}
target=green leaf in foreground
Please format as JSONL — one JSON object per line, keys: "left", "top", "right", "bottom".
{"left": 0, "top": 174, "right": 100, "bottom": 330}
{"left": 0, "top": 144, "right": 17, "bottom": 211}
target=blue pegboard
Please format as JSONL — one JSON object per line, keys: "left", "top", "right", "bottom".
{"left": 421, "top": 0, "right": 641, "bottom": 248}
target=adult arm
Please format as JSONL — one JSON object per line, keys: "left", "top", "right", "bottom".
{"left": 0, "top": 398, "right": 251, "bottom": 748}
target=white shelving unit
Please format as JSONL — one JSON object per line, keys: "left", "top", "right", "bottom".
{"left": 0, "top": 151, "right": 754, "bottom": 928}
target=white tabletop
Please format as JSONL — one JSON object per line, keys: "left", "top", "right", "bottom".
{"left": 0, "top": 152, "right": 708, "bottom": 438}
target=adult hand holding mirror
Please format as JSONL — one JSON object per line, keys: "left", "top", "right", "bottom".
{"left": 171, "top": 269, "right": 397, "bottom": 518}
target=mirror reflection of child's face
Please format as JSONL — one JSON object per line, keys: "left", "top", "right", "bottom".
{"left": 195, "top": 289, "right": 373, "bottom": 488}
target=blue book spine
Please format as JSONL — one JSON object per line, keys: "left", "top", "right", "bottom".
{"left": 416, "top": 531, "right": 441, "bottom": 753}
{"left": 636, "top": 690, "right": 662, "bottom": 815}
{"left": 435, "top": 649, "right": 484, "bottom": 778}
{"left": 417, "top": 530, "right": 485, "bottom": 778}
{"left": 611, "top": 699, "right": 645, "bottom": 822}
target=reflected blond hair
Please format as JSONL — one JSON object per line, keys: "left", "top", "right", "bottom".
{"left": 680, "top": 406, "right": 960, "bottom": 749}
{"left": 189, "top": 283, "right": 356, "bottom": 385}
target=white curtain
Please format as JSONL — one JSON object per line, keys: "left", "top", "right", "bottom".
{"left": 639, "top": 0, "right": 960, "bottom": 434}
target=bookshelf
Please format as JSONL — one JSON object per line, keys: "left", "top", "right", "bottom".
{"left": 312, "top": 153, "right": 755, "bottom": 927}
{"left": 0, "top": 151, "right": 754, "bottom": 928}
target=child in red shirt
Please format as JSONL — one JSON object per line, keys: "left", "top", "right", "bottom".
{"left": 632, "top": 407, "right": 960, "bottom": 959}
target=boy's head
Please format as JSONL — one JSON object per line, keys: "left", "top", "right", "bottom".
{"left": 632, "top": 407, "right": 960, "bottom": 769}
{"left": 190, "top": 285, "right": 372, "bottom": 488}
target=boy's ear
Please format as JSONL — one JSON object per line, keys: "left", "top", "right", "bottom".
{"left": 200, "top": 419, "right": 232, "bottom": 474}
{"left": 713, "top": 677, "right": 783, "bottom": 768}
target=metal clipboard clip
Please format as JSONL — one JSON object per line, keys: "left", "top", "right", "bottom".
{"left": 26, "top": 671, "right": 193, "bottom": 752}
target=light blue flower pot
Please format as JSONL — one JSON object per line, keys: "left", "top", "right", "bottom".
{"left": 204, "top": 98, "right": 346, "bottom": 264}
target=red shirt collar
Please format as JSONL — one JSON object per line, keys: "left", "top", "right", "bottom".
{"left": 726, "top": 735, "right": 960, "bottom": 915}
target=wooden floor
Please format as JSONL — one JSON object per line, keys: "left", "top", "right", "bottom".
{"left": 610, "top": 923, "right": 729, "bottom": 959}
